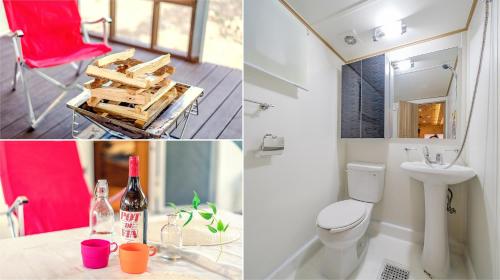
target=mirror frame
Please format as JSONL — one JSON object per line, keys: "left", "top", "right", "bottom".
{"left": 386, "top": 47, "right": 462, "bottom": 140}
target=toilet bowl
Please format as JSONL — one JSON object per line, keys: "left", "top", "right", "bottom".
{"left": 317, "top": 200, "right": 373, "bottom": 278}
{"left": 316, "top": 162, "right": 385, "bottom": 279}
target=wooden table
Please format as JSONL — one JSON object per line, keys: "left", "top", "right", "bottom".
{"left": 0, "top": 213, "right": 242, "bottom": 279}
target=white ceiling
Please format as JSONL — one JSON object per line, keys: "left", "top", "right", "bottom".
{"left": 285, "top": 0, "right": 473, "bottom": 62}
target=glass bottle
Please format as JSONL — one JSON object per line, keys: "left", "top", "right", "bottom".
{"left": 90, "top": 180, "right": 115, "bottom": 240}
{"left": 160, "top": 213, "right": 182, "bottom": 260}
{"left": 120, "top": 156, "right": 148, "bottom": 244}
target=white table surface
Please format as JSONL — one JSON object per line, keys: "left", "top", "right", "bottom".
{"left": 0, "top": 212, "right": 243, "bottom": 279}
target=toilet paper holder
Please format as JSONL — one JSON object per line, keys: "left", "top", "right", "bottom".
{"left": 257, "top": 133, "right": 284, "bottom": 157}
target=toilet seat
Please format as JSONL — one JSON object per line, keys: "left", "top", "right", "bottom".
{"left": 317, "top": 200, "right": 367, "bottom": 232}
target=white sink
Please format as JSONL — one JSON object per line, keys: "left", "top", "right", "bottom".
{"left": 400, "top": 162, "right": 476, "bottom": 185}
{"left": 400, "top": 161, "right": 475, "bottom": 278}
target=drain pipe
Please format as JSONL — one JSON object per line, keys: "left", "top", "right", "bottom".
{"left": 447, "top": 188, "right": 456, "bottom": 214}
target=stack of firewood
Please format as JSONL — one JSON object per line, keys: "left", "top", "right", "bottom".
{"left": 83, "top": 48, "right": 179, "bottom": 128}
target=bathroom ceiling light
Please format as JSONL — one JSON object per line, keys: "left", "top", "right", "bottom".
{"left": 373, "top": 20, "right": 407, "bottom": 41}
{"left": 393, "top": 59, "right": 413, "bottom": 71}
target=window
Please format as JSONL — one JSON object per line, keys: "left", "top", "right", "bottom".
{"left": 78, "top": 0, "right": 242, "bottom": 64}
{"left": 156, "top": 2, "right": 192, "bottom": 55}
{"left": 148, "top": 141, "right": 242, "bottom": 214}
{"left": 79, "top": 0, "right": 198, "bottom": 61}
{"left": 202, "top": 0, "right": 242, "bottom": 69}
{"left": 79, "top": 0, "right": 110, "bottom": 35}
{"left": 115, "top": 0, "right": 153, "bottom": 47}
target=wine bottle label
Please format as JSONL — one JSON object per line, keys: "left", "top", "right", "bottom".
{"left": 120, "top": 210, "right": 144, "bottom": 243}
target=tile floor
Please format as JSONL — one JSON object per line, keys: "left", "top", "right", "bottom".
{"left": 284, "top": 233, "right": 469, "bottom": 279}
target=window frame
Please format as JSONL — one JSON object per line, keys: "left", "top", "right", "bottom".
{"left": 86, "top": 0, "right": 206, "bottom": 62}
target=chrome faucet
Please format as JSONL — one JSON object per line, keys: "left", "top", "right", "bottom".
{"left": 423, "top": 146, "right": 444, "bottom": 165}
{"left": 435, "top": 153, "right": 444, "bottom": 165}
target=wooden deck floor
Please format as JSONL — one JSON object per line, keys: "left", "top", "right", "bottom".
{"left": 0, "top": 37, "right": 242, "bottom": 139}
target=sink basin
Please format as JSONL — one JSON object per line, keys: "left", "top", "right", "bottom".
{"left": 400, "top": 161, "right": 476, "bottom": 185}
{"left": 400, "top": 161, "right": 475, "bottom": 278}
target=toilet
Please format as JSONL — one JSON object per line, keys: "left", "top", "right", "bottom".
{"left": 316, "top": 162, "right": 385, "bottom": 279}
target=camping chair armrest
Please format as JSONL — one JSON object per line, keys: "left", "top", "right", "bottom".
{"left": 7, "top": 196, "right": 29, "bottom": 214}
{"left": 7, "top": 30, "right": 24, "bottom": 38}
{"left": 82, "top": 17, "right": 112, "bottom": 25}
{"left": 3, "top": 196, "right": 28, "bottom": 238}
{"left": 8, "top": 30, "right": 25, "bottom": 64}
{"left": 81, "top": 17, "right": 112, "bottom": 45}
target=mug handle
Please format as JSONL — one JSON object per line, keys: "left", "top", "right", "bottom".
{"left": 148, "top": 246, "right": 157, "bottom": 256}
{"left": 110, "top": 242, "right": 118, "bottom": 253}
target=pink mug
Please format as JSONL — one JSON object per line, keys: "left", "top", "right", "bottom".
{"left": 81, "top": 239, "right": 118, "bottom": 269}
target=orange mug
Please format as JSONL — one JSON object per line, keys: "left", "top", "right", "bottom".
{"left": 119, "top": 243, "right": 157, "bottom": 274}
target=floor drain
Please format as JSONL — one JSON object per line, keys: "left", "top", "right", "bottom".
{"left": 378, "top": 259, "right": 410, "bottom": 280}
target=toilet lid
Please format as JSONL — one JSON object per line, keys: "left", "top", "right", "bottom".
{"left": 317, "top": 200, "right": 367, "bottom": 231}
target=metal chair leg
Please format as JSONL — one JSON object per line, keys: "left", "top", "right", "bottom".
{"left": 17, "top": 65, "right": 72, "bottom": 129}
{"left": 7, "top": 213, "right": 16, "bottom": 238}
{"left": 31, "top": 90, "right": 68, "bottom": 129}
{"left": 18, "top": 65, "right": 37, "bottom": 126}
{"left": 12, "top": 62, "right": 18, "bottom": 91}
{"left": 75, "top": 61, "right": 84, "bottom": 77}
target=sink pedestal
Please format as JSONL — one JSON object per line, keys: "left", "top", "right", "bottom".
{"left": 422, "top": 182, "right": 450, "bottom": 278}
{"left": 400, "top": 161, "right": 476, "bottom": 278}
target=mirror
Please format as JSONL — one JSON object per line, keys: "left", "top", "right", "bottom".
{"left": 391, "top": 47, "right": 459, "bottom": 139}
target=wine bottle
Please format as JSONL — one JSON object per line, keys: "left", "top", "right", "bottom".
{"left": 120, "top": 156, "right": 148, "bottom": 244}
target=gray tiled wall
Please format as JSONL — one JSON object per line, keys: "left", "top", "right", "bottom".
{"left": 341, "top": 54, "right": 385, "bottom": 138}
{"left": 341, "top": 61, "right": 362, "bottom": 138}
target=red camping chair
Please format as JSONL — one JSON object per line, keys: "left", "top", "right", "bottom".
{"left": 0, "top": 141, "right": 126, "bottom": 237}
{"left": 0, "top": 141, "right": 91, "bottom": 236}
{"left": 3, "top": 0, "right": 112, "bottom": 129}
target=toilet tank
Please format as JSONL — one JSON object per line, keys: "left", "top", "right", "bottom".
{"left": 347, "top": 162, "right": 386, "bottom": 203}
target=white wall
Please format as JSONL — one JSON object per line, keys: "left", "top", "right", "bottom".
{"left": 465, "top": 0, "right": 499, "bottom": 278}
{"left": 244, "top": 22, "right": 345, "bottom": 280}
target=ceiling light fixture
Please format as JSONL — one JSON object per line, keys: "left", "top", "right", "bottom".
{"left": 373, "top": 20, "right": 407, "bottom": 42}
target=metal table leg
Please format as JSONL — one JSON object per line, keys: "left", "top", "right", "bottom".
{"left": 72, "top": 111, "right": 128, "bottom": 139}
{"left": 165, "top": 98, "right": 200, "bottom": 139}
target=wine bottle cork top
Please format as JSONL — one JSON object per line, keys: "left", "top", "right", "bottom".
{"left": 129, "top": 156, "right": 139, "bottom": 177}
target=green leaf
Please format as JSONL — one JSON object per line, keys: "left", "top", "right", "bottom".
{"left": 192, "top": 191, "right": 201, "bottom": 210}
{"left": 179, "top": 209, "right": 190, "bottom": 218}
{"left": 207, "top": 202, "right": 217, "bottom": 215}
{"left": 210, "top": 218, "right": 215, "bottom": 225}
{"left": 223, "top": 223, "right": 230, "bottom": 232}
{"left": 167, "top": 202, "right": 177, "bottom": 209}
{"left": 199, "top": 211, "right": 213, "bottom": 220}
{"left": 207, "top": 225, "right": 218, "bottom": 233}
{"left": 217, "top": 220, "right": 224, "bottom": 231}
{"left": 183, "top": 212, "right": 193, "bottom": 227}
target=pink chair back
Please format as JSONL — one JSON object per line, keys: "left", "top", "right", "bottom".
{"left": 0, "top": 141, "right": 91, "bottom": 235}
{"left": 3, "top": 0, "right": 84, "bottom": 62}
